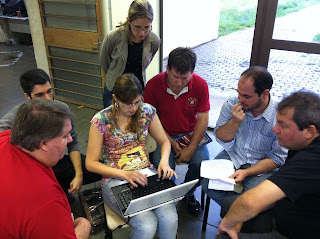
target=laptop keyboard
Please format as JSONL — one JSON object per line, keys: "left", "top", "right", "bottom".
{"left": 118, "top": 177, "right": 176, "bottom": 209}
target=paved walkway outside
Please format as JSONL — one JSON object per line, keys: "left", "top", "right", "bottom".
{"left": 163, "top": 4, "right": 320, "bottom": 126}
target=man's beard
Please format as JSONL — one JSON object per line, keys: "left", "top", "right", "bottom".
{"left": 243, "top": 97, "right": 263, "bottom": 112}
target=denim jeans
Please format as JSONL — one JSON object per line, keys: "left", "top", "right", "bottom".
{"left": 152, "top": 134, "right": 209, "bottom": 197}
{"left": 103, "top": 86, "right": 113, "bottom": 108}
{"left": 201, "top": 150, "right": 275, "bottom": 206}
{"left": 102, "top": 179, "right": 178, "bottom": 239}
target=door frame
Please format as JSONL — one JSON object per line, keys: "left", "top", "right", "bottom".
{"left": 251, "top": 0, "right": 320, "bottom": 67}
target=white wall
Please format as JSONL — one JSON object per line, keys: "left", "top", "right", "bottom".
{"left": 163, "top": 0, "right": 220, "bottom": 58}
{"left": 25, "top": 0, "right": 49, "bottom": 75}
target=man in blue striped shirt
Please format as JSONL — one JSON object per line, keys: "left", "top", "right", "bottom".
{"left": 202, "top": 66, "right": 287, "bottom": 206}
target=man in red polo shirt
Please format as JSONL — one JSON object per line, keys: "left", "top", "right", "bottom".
{"left": 144, "top": 47, "right": 210, "bottom": 215}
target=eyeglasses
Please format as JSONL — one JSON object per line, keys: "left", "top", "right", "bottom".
{"left": 131, "top": 25, "right": 152, "bottom": 33}
{"left": 119, "top": 98, "right": 143, "bottom": 108}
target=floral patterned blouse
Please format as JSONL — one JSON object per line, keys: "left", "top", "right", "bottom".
{"left": 91, "top": 103, "right": 155, "bottom": 182}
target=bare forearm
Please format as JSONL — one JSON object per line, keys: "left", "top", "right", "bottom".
{"left": 69, "top": 151, "right": 83, "bottom": 177}
{"left": 188, "top": 112, "right": 208, "bottom": 149}
{"left": 158, "top": 139, "right": 171, "bottom": 164}
{"left": 164, "top": 131, "right": 175, "bottom": 145}
{"left": 86, "top": 159, "right": 127, "bottom": 180}
{"left": 221, "top": 193, "right": 262, "bottom": 229}
{"left": 244, "top": 158, "right": 279, "bottom": 177}
{"left": 216, "top": 119, "right": 241, "bottom": 142}
{"left": 221, "top": 180, "right": 285, "bottom": 230}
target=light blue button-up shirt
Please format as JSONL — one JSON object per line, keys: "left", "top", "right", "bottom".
{"left": 214, "top": 96, "right": 287, "bottom": 169}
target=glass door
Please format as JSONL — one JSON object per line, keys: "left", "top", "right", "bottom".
{"left": 251, "top": 0, "right": 320, "bottom": 100}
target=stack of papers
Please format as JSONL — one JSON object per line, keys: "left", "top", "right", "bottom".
{"left": 201, "top": 159, "right": 235, "bottom": 191}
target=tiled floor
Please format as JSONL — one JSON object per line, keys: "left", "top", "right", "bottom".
{"left": 0, "top": 42, "right": 224, "bottom": 238}
{"left": 0, "top": 44, "right": 35, "bottom": 116}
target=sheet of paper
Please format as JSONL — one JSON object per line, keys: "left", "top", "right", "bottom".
{"left": 208, "top": 179, "right": 234, "bottom": 191}
{"left": 118, "top": 167, "right": 157, "bottom": 185}
{"left": 201, "top": 159, "right": 235, "bottom": 183}
{"left": 138, "top": 167, "right": 157, "bottom": 177}
{"left": 201, "top": 159, "right": 235, "bottom": 191}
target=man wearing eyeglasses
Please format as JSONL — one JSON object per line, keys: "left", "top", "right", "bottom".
{"left": 144, "top": 47, "right": 210, "bottom": 215}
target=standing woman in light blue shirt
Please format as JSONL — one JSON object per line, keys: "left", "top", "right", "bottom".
{"left": 99, "top": 0, "right": 160, "bottom": 108}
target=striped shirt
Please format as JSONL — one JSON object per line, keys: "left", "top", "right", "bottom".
{"left": 214, "top": 96, "right": 287, "bottom": 169}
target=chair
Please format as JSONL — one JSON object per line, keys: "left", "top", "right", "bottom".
{"left": 104, "top": 202, "right": 130, "bottom": 239}
{"left": 202, "top": 182, "right": 243, "bottom": 230}
{"left": 103, "top": 134, "right": 157, "bottom": 239}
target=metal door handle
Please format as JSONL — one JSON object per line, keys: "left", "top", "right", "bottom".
{"left": 91, "top": 37, "right": 101, "bottom": 50}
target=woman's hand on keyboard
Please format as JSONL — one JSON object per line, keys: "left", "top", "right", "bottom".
{"left": 158, "top": 161, "right": 177, "bottom": 180}
{"left": 123, "top": 171, "right": 148, "bottom": 188}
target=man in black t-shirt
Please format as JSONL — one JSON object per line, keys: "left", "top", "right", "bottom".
{"left": 216, "top": 90, "right": 320, "bottom": 239}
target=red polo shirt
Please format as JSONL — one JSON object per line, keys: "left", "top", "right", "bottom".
{"left": 144, "top": 72, "right": 210, "bottom": 135}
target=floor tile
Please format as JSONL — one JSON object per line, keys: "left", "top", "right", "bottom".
{"left": 0, "top": 43, "right": 36, "bottom": 117}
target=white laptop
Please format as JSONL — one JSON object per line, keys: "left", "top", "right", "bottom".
{"left": 111, "top": 174, "right": 198, "bottom": 217}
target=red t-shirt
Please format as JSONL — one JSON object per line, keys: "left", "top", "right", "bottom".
{"left": 0, "top": 130, "right": 77, "bottom": 239}
{"left": 144, "top": 72, "right": 210, "bottom": 135}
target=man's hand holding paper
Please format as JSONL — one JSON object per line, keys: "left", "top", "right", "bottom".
{"left": 229, "top": 169, "right": 248, "bottom": 183}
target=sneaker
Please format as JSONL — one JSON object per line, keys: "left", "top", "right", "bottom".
{"left": 66, "top": 192, "right": 75, "bottom": 204}
{"left": 182, "top": 195, "right": 201, "bottom": 215}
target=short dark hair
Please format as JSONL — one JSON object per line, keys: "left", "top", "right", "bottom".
{"left": 167, "top": 47, "right": 197, "bottom": 74}
{"left": 20, "top": 69, "right": 51, "bottom": 97}
{"left": 11, "top": 99, "right": 73, "bottom": 151}
{"left": 241, "top": 66, "right": 273, "bottom": 96}
{"left": 278, "top": 90, "right": 320, "bottom": 133}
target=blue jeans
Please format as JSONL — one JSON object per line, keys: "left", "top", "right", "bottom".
{"left": 152, "top": 134, "right": 209, "bottom": 197}
{"left": 102, "top": 179, "right": 178, "bottom": 239}
{"left": 103, "top": 86, "right": 113, "bottom": 108}
{"left": 201, "top": 150, "right": 275, "bottom": 206}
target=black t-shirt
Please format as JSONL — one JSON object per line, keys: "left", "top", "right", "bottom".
{"left": 268, "top": 136, "right": 320, "bottom": 239}
{"left": 123, "top": 42, "right": 143, "bottom": 89}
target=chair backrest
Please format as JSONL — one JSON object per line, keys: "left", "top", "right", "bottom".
{"left": 145, "top": 134, "right": 157, "bottom": 153}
